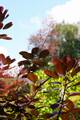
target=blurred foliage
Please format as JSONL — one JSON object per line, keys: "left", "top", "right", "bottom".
{"left": 56, "top": 23, "right": 80, "bottom": 58}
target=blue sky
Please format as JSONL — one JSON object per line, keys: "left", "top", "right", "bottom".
{"left": 0, "top": 0, "right": 79, "bottom": 62}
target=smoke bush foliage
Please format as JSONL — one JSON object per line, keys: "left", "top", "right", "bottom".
{"left": 0, "top": 6, "right": 80, "bottom": 120}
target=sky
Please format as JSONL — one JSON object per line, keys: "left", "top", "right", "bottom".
{"left": 0, "top": 0, "right": 80, "bottom": 62}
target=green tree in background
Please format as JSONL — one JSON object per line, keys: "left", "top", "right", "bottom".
{"left": 29, "top": 22, "right": 80, "bottom": 58}
{"left": 56, "top": 23, "right": 80, "bottom": 58}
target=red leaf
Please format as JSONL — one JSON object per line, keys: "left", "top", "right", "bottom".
{"left": 72, "top": 108, "right": 80, "bottom": 114}
{"left": 0, "top": 54, "right": 5, "bottom": 64}
{"left": 61, "top": 112, "right": 69, "bottom": 120}
{"left": 3, "top": 22, "right": 13, "bottom": 29}
{"left": 61, "top": 108, "right": 80, "bottom": 120}
{"left": 0, "top": 80, "right": 6, "bottom": 89}
{"left": 44, "top": 69, "right": 58, "bottom": 78}
{"left": 52, "top": 58, "right": 66, "bottom": 75}
{"left": 0, "top": 22, "right": 3, "bottom": 29}
{"left": 5, "top": 56, "right": 15, "bottom": 64}
{"left": 27, "top": 73, "right": 38, "bottom": 82}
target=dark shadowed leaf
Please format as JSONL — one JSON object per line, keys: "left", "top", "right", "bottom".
{"left": 0, "top": 34, "right": 12, "bottom": 40}
{"left": 39, "top": 49, "right": 49, "bottom": 58}
{"left": 27, "top": 105, "right": 35, "bottom": 109}
{"left": 18, "top": 60, "right": 31, "bottom": 66}
{"left": 22, "top": 73, "right": 28, "bottom": 78}
{"left": 32, "top": 59, "right": 44, "bottom": 66}
{"left": 61, "top": 112, "right": 70, "bottom": 120}
{"left": 29, "top": 64, "right": 39, "bottom": 72}
{"left": 31, "top": 47, "right": 39, "bottom": 55}
{"left": 71, "top": 67, "right": 80, "bottom": 77}
{"left": 3, "top": 22, "right": 13, "bottom": 29}
{"left": 31, "top": 109, "right": 39, "bottom": 117}
{"left": 51, "top": 82, "right": 61, "bottom": 84}
{"left": 73, "top": 81, "right": 80, "bottom": 86}
{"left": 0, "top": 34, "right": 7, "bottom": 39}
{"left": 50, "top": 103, "right": 60, "bottom": 110}
{"left": 44, "top": 112, "right": 58, "bottom": 119}
{"left": 19, "top": 51, "right": 32, "bottom": 59}
{"left": 63, "top": 55, "right": 75, "bottom": 71}
{"left": 3, "top": 9, "right": 8, "bottom": 19}
{"left": 0, "top": 22, "right": 3, "bottom": 29}
{"left": 68, "top": 92, "right": 80, "bottom": 96}
{"left": 0, "top": 6, "right": 4, "bottom": 13}
{"left": 2, "top": 36, "right": 12, "bottom": 40}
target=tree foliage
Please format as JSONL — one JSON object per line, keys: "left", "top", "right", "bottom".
{"left": 29, "top": 22, "right": 80, "bottom": 58}
{"left": 56, "top": 23, "right": 80, "bottom": 58}
{"left": 0, "top": 5, "right": 80, "bottom": 120}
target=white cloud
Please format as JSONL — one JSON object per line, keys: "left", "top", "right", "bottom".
{"left": 47, "top": 0, "right": 80, "bottom": 23}
{"left": 0, "top": 46, "right": 8, "bottom": 55}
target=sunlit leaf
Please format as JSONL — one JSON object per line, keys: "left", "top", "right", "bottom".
{"left": 27, "top": 73, "right": 38, "bottom": 82}
{"left": 52, "top": 58, "right": 66, "bottom": 75}
{"left": 44, "top": 69, "right": 58, "bottom": 78}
